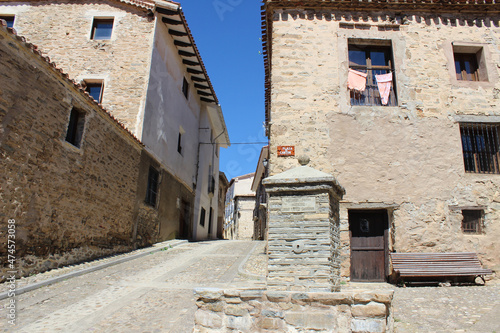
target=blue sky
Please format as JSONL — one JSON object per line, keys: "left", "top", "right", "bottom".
{"left": 180, "top": 0, "right": 267, "bottom": 180}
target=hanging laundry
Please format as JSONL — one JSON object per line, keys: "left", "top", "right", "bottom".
{"left": 348, "top": 68, "right": 368, "bottom": 92}
{"left": 375, "top": 72, "right": 393, "bottom": 105}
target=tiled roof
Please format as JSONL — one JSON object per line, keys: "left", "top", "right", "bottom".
{"left": 261, "top": 0, "right": 500, "bottom": 133}
{"left": 0, "top": 20, "right": 144, "bottom": 147}
{"left": 0, "top": 0, "right": 219, "bottom": 104}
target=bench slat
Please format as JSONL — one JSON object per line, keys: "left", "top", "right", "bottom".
{"left": 390, "top": 252, "right": 492, "bottom": 279}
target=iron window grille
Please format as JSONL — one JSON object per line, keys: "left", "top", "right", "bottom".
{"left": 65, "top": 108, "right": 85, "bottom": 148}
{"left": 460, "top": 123, "right": 500, "bottom": 174}
{"left": 462, "top": 210, "right": 483, "bottom": 234}
{"left": 145, "top": 166, "right": 159, "bottom": 207}
{"left": 348, "top": 43, "right": 397, "bottom": 106}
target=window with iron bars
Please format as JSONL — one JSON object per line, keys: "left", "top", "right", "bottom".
{"left": 460, "top": 123, "right": 500, "bottom": 174}
{"left": 462, "top": 210, "right": 483, "bottom": 234}
{"left": 348, "top": 42, "right": 397, "bottom": 106}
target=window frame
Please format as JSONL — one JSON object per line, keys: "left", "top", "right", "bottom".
{"left": 84, "top": 80, "right": 104, "bottom": 103}
{"left": 0, "top": 15, "right": 15, "bottom": 28}
{"left": 65, "top": 108, "right": 86, "bottom": 148}
{"left": 90, "top": 18, "right": 114, "bottom": 40}
{"left": 348, "top": 40, "right": 397, "bottom": 107}
{"left": 461, "top": 209, "right": 483, "bottom": 234}
{"left": 459, "top": 122, "right": 500, "bottom": 174}
{"left": 145, "top": 166, "right": 159, "bottom": 208}
{"left": 452, "top": 44, "right": 487, "bottom": 82}
{"left": 182, "top": 77, "right": 189, "bottom": 99}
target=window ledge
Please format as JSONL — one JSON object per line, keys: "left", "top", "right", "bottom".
{"left": 61, "top": 140, "right": 83, "bottom": 153}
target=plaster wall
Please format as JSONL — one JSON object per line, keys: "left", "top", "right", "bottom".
{"left": 141, "top": 19, "right": 200, "bottom": 190}
{"left": 0, "top": 0, "right": 155, "bottom": 134}
{"left": 268, "top": 9, "right": 500, "bottom": 275}
{"left": 235, "top": 196, "right": 256, "bottom": 240}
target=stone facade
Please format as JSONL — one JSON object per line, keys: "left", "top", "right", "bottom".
{"left": 0, "top": 0, "right": 230, "bottom": 241}
{"left": 235, "top": 196, "right": 256, "bottom": 240}
{"left": 0, "top": 24, "right": 158, "bottom": 279}
{"left": 224, "top": 173, "right": 256, "bottom": 240}
{"left": 193, "top": 288, "right": 394, "bottom": 333}
{"left": 263, "top": 1, "right": 500, "bottom": 280}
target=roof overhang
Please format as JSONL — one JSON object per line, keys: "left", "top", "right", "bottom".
{"left": 155, "top": 3, "right": 219, "bottom": 105}
{"left": 251, "top": 145, "right": 269, "bottom": 192}
{"left": 207, "top": 103, "right": 230, "bottom": 148}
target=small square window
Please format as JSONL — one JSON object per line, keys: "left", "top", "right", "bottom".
{"left": 65, "top": 108, "right": 85, "bottom": 148}
{"left": 84, "top": 81, "right": 104, "bottom": 103}
{"left": 199, "top": 207, "right": 206, "bottom": 227}
{"left": 91, "top": 18, "right": 114, "bottom": 40}
{"left": 0, "top": 15, "right": 15, "bottom": 28}
{"left": 462, "top": 210, "right": 483, "bottom": 234}
{"left": 145, "top": 166, "right": 159, "bottom": 207}
{"left": 182, "top": 77, "right": 189, "bottom": 99}
{"left": 452, "top": 45, "right": 487, "bottom": 82}
{"left": 460, "top": 123, "right": 500, "bottom": 174}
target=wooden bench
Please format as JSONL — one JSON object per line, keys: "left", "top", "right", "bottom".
{"left": 390, "top": 252, "right": 493, "bottom": 284}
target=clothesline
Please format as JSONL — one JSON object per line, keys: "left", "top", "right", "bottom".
{"left": 347, "top": 68, "right": 393, "bottom": 105}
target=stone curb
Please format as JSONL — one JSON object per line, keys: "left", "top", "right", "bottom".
{"left": 0, "top": 239, "right": 188, "bottom": 300}
{"left": 237, "top": 241, "right": 266, "bottom": 282}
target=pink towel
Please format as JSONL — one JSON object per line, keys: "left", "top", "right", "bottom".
{"left": 375, "top": 72, "right": 393, "bottom": 105}
{"left": 348, "top": 69, "right": 368, "bottom": 92}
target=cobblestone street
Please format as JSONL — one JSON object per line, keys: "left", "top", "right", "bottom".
{"left": 1, "top": 240, "right": 499, "bottom": 332}
{"left": 0, "top": 240, "right": 261, "bottom": 333}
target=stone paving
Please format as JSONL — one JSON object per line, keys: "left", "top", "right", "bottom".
{"left": 0, "top": 240, "right": 262, "bottom": 333}
{"left": 1, "top": 240, "right": 499, "bottom": 332}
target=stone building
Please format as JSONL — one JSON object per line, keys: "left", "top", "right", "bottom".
{"left": 0, "top": 23, "right": 161, "bottom": 278}
{"left": 251, "top": 146, "right": 269, "bottom": 240}
{"left": 0, "top": 0, "right": 229, "bottom": 241}
{"left": 217, "top": 172, "right": 229, "bottom": 239}
{"left": 262, "top": 0, "right": 500, "bottom": 281}
{"left": 223, "top": 173, "right": 256, "bottom": 240}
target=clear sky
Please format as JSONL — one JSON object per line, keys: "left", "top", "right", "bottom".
{"left": 180, "top": 0, "right": 267, "bottom": 181}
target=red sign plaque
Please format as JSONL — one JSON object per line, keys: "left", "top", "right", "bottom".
{"left": 277, "top": 146, "right": 295, "bottom": 157}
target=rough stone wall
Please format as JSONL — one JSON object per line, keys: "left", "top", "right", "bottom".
{"left": 236, "top": 196, "right": 256, "bottom": 240}
{"left": 193, "top": 288, "right": 394, "bottom": 333}
{"left": 0, "top": 0, "right": 155, "bottom": 134}
{"left": 0, "top": 25, "right": 155, "bottom": 280}
{"left": 268, "top": 9, "right": 500, "bottom": 276}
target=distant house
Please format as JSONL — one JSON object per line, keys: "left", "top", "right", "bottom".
{"left": 224, "top": 173, "right": 256, "bottom": 240}
{"left": 0, "top": 0, "right": 230, "bottom": 241}
{"left": 217, "top": 172, "right": 229, "bottom": 239}
{"left": 262, "top": 0, "right": 500, "bottom": 281}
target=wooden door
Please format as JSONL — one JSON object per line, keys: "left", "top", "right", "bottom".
{"left": 349, "top": 210, "right": 389, "bottom": 282}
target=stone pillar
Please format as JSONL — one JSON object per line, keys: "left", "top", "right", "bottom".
{"left": 263, "top": 157, "right": 345, "bottom": 292}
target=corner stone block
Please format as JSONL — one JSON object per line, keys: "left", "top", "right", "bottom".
{"left": 352, "top": 302, "right": 387, "bottom": 318}
{"left": 195, "top": 288, "right": 223, "bottom": 302}
{"left": 351, "top": 318, "right": 386, "bottom": 333}
{"left": 194, "top": 310, "right": 223, "bottom": 329}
